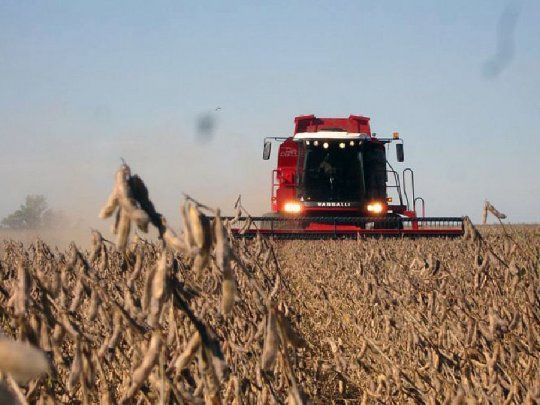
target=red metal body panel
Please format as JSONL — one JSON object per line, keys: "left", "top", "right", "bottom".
{"left": 272, "top": 138, "right": 298, "bottom": 212}
{"left": 294, "top": 115, "right": 372, "bottom": 135}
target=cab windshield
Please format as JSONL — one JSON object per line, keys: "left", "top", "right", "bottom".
{"left": 298, "top": 141, "right": 386, "bottom": 202}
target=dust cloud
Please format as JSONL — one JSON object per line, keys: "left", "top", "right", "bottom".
{"left": 0, "top": 119, "right": 271, "bottom": 248}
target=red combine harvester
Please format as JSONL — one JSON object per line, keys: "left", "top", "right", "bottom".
{"left": 233, "top": 114, "right": 463, "bottom": 238}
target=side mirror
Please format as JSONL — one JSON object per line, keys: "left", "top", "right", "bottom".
{"left": 263, "top": 141, "right": 272, "bottom": 160}
{"left": 396, "top": 143, "right": 404, "bottom": 162}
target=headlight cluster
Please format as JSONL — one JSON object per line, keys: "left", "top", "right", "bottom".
{"left": 283, "top": 201, "right": 303, "bottom": 214}
{"left": 366, "top": 202, "right": 385, "bottom": 214}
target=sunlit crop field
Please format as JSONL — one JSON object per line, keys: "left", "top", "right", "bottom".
{"left": 0, "top": 164, "right": 538, "bottom": 403}
{"left": 275, "top": 226, "right": 540, "bottom": 402}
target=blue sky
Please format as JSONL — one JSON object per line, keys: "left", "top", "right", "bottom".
{"left": 0, "top": 0, "right": 538, "bottom": 224}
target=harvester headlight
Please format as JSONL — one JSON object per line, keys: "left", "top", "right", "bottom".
{"left": 349, "top": 140, "right": 355, "bottom": 146}
{"left": 283, "top": 201, "right": 303, "bottom": 214}
{"left": 313, "top": 140, "right": 319, "bottom": 146}
{"left": 367, "top": 202, "right": 385, "bottom": 214}
{"left": 339, "top": 142, "right": 345, "bottom": 149}
{"left": 306, "top": 140, "right": 310, "bottom": 145}
{"left": 323, "top": 142, "right": 329, "bottom": 149}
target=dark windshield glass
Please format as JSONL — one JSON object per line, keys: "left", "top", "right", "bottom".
{"left": 299, "top": 141, "right": 386, "bottom": 202}
{"left": 300, "top": 142, "right": 365, "bottom": 201}
{"left": 363, "top": 144, "right": 386, "bottom": 199}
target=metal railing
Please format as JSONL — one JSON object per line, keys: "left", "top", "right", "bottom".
{"left": 402, "top": 168, "right": 415, "bottom": 210}
{"left": 414, "top": 197, "right": 426, "bottom": 217}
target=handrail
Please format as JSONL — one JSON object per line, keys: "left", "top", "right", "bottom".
{"left": 271, "top": 170, "right": 279, "bottom": 203}
{"left": 414, "top": 197, "right": 426, "bottom": 217}
{"left": 402, "top": 168, "right": 415, "bottom": 210}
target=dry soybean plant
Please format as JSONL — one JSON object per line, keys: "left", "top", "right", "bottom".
{"left": 0, "top": 163, "right": 538, "bottom": 404}
{"left": 275, "top": 222, "right": 540, "bottom": 403}
{"left": 0, "top": 163, "right": 308, "bottom": 404}
{"left": 482, "top": 200, "right": 507, "bottom": 225}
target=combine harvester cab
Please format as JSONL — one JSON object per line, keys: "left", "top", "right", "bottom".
{"left": 234, "top": 114, "right": 463, "bottom": 238}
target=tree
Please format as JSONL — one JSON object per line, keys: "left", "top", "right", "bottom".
{"left": 1, "top": 195, "right": 51, "bottom": 229}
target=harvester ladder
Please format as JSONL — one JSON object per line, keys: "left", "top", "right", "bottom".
{"left": 386, "top": 161, "right": 404, "bottom": 206}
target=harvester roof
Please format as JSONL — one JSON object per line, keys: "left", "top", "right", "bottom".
{"left": 293, "top": 114, "right": 372, "bottom": 139}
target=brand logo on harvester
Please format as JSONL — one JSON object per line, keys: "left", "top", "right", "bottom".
{"left": 279, "top": 147, "right": 297, "bottom": 157}
{"left": 316, "top": 202, "right": 352, "bottom": 207}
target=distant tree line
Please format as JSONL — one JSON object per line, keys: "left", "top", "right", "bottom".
{"left": 1, "top": 195, "right": 65, "bottom": 229}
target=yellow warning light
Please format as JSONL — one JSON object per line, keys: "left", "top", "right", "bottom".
{"left": 393, "top": 132, "right": 400, "bottom": 139}
{"left": 387, "top": 197, "right": 393, "bottom": 202}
